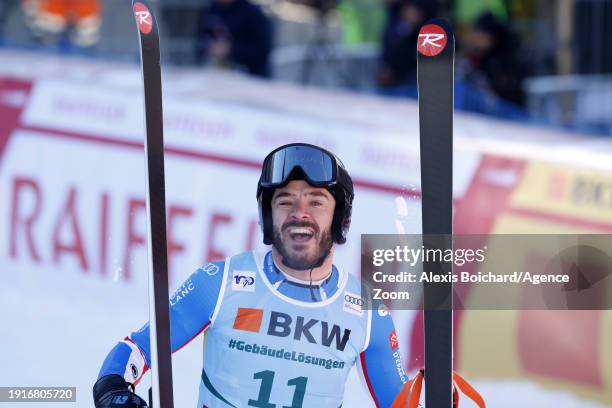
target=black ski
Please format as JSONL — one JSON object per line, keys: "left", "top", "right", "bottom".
{"left": 417, "top": 19, "right": 455, "bottom": 408}
{"left": 131, "top": 1, "right": 174, "bottom": 407}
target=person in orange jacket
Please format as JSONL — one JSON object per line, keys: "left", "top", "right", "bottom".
{"left": 28, "top": 0, "right": 101, "bottom": 47}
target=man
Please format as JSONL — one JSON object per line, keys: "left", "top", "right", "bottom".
{"left": 0, "top": 0, "right": 19, "bottom": 42}
{"left": 377, "top": 0, "right": 437, "bottom": 93}
{"left": 29, "top": 0, "right": 101, "bottom": 47}
{"left": 195, "top": 0, "right": 273, "bottom": 78}
{"left": 93, "top": 143, "right": 408, "bottom": 407}
{"left": 462, "top": 12, "right": 529, "bottom": 108}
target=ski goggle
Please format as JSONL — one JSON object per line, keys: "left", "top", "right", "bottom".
{"left": 258, "top": 144, "right": 339, "bottom": 190}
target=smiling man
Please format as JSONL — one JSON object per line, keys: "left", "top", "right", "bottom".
{"left": 93, "top": 143, "right": 409, "bottom": 408}
{"left": 272, "top": 180, "right": 334, "bottom": 271}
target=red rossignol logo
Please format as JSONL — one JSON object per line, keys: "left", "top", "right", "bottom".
{"left": 389, "top": 330, "right": 398, "bottom": 350}
{"left": 417, "top": 24, "right": 447, "bottom": 57}
{"left": 133, "top": 2, "right": 153, "bottom": 35}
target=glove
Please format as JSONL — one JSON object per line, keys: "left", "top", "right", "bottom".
{"left": 93, "top": 374, "right": 148, "bottom": 408}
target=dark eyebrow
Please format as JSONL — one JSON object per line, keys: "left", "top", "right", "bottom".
{"left": 273, "top": 190, "right": 330, "bottom": 201}
{"left": 273, "top": 192, "right": 294, "bottom": 201}
{"left": 307, "top": 191, "right": 330, "bottom": 199}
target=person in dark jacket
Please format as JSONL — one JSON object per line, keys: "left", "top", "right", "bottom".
{"left": 377, "top": 0, "right": 436, "bottom": 90}
{"left": 196, "top": 0, "right": 273, "bottom": 78}
{"left": 0, "top": 0, "right": 18, "bottom": 39}
{"left": 463, "top": 11, "right": 529, "bottom": 107}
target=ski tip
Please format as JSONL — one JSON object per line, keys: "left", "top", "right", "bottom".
{"left": 132, "top": 0, "right": 157, "bottom": 36}
{"left": 417, "top": 19, "right": 454, "bottom": 57}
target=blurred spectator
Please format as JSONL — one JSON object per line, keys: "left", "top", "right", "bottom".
{"left": 454, "top": 0, "right": 507, "bottom": 27}
{"left": 160, "top": 1, "right": 201, "bottom": 65}
{"left": 574, "top": 0, "right": 612, "bottom": 74}
{"left": 377, "top": 0, "right": 436, "bottom": 93}
{"left": 196, "top": 0, "right": 273, "bottom": 78}
{"left": 462, "top": 11, "right": 528, "bottom": 107}
{"left": 0, "top": 0, "right": 19, "bottom": 42}
{"left": 22, "top": 0, "right": 39, "bottom": 21}
{"left": 28, "top": 0, "right": 101, "bottom": 47}
{"left": 337, "top": 0, "right": 384, "bottom": 45}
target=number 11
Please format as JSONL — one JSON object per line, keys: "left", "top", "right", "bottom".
{"left": 248, "top": 370, "right": 308, "bottom": 408}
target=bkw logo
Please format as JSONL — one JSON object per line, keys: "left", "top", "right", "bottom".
{"left": 233, "top": 308, "right": 351, "bottom": 351}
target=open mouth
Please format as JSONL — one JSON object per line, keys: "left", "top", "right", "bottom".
{"left": 287, "top": 227, "right": 315, "bottom": 243}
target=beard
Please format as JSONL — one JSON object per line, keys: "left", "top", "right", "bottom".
{"left": 272, "top": 220, "right": 333, "bottom": 270}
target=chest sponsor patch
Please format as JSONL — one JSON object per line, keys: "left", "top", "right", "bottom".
{"left": 232, "top": 308, "right": 352, "bottom": 351}
{"left": 232, "top": 270, "right": 256, "bottom": 292}
{"left": 233, "top": 307, "right": 264, "bottom": 332}
{"left": 343, "top": 291, "right": 363, "bottom": 317}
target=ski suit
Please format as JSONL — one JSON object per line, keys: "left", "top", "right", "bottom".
{"left": 98, "top": 250, "right": 408, "bottom": 407}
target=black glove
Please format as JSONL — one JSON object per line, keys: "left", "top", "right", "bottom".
{"left": 93, "top": 374, "right": 148, "bottom": 408}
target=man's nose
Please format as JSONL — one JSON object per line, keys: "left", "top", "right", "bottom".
{"left": 290, "top": 199, "right": 310, "bottom": 219}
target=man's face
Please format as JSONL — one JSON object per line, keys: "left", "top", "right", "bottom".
{"left": 271, "top": 180, "right": 335, "bottom": 270}
{"left": 466, "top": 28, "right": 494, "bottom": 55}
{"left": 401, "top": 4, "right": 424, "bottom": 26}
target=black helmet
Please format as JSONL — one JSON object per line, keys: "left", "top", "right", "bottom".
{"left": 257, "top": 143, "right": 354, "bottom": 245}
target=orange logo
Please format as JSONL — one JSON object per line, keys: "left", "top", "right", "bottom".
{"left": 233, "top": 307, "right": 263, "bottom": 332}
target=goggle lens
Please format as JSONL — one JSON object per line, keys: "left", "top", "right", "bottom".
{"left": 264, "top": 145, "right": 335, "bottom": 185}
